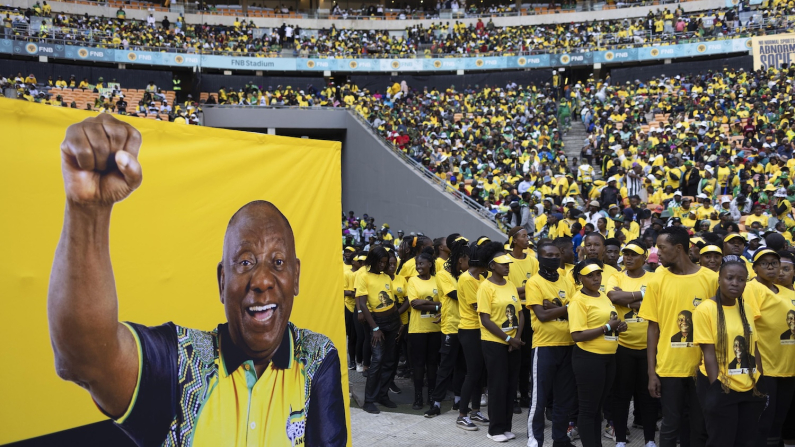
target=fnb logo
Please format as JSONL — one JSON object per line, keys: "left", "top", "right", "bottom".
{"left": 570, "top": 55, "right": 584, "bottom": 61}
{"left": 89, "top": 50, "right": 104, "bottom": 57}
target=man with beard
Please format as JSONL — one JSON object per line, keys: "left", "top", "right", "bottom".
{"left": 638, "top": 226, "right": 717, "bottom": 447}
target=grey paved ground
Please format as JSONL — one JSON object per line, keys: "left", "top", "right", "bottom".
{"left": 348, "top": 368, "right": 656, "bottom": 446}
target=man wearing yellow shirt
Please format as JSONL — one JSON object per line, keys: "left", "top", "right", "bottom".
{"left": 525, "top": 241, "right": 577, "bottom": 447}
{"left": 639, "top": 226, "right": 717, "bottom": 447}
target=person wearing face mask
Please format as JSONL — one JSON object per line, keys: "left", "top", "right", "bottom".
{"left": 506, "top": 226, "right": 540, "bottom": 410}
{"left": 525, "top": 241, "right": 577, "bottom": 447}
{"left": 569, "top": 259, "right": 627, "bottom": 447}
{"left": 407, "top": 250, "right": 443, "bottom": 411}
{"left": 478, "top": 242, "right": 525, "bottom": 442}
{"left": 639, "top": 226, "right": 718, "bottom": 447}
{"left": 606, "top": 240, "right": 659, "bottom": 447}
{"left": 743, "top": 249, "right": 795, "bottom": 447}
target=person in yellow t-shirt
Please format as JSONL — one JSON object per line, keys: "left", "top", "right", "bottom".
{"left": 525, "top": 240, "right": 576, "bottom": 447}
{"left": 456, "top": 238, "right": 491, "bottom": 428}
{"left": 743, "top": 249, "right": 795, "bottom": 446}
{"left": 569, "top": 260, "right": 627, "bottom": 447}
{"left": 355, "top": 247, "right": 402, "bottom": 414}
{"left": 407, "top": 252, "right": 442, "bottom": 411}
{"left": 386, "top": 249, "right": 410, "bottom": 383}
{"left": 744, "top": 204, "right": 770, "bottom": 230}
{"left": 575, "top": 232, "right": 619, "bottom": 291}
{"left": 505, "top": 226, "right": 539, "bottom": 407}
{"left": 605, "top": 240, "right": 657, "bottom": 444}
{"left": 693, "top": 257, "right": 764, "bottom": 446}
{"left": 477, "top": 244, "right": 524, "bottom": 441}
{"left": 344, "top": 249, "right": 362, "bottom": 370}
{"left": 638, "top": 226, "right": 718, "bottom": 446}
{"left": 426, "top": 235, "right": 471, "bottom": 417}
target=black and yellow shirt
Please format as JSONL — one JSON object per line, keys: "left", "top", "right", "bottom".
{"left": 569, "top": 290, "right": 620, "bottom": 355}
{"left": 507, "top": 252, "right": 539, "bottom": 305}
{"left": 458, "top": 271, "right": 485, "bottom": 331}
{"left": 112, "top": 322, "right": 346, "bottom": 446}
{"left": 407, "top": 276, "right": 442, "bottom": 334}
{"left": 525, "top": 275, "right": 576, "bottom": 348}
{"left": 746, "top": 281, "right": 795, "bottom": 377}
{"left": 606, "top": 271, "right": 653, "bottom": 350}
{"left": 436, "top": 269, "right": 460, "bottom": 335}
{"left": 638, "top": 266, "right": 718, "bottom": 377}
{"left": 694, "top": 298, "right": 760, "bottom": 392}
{"left": 354, "top": 271, "right": 395, "bottom": 313}
{"left": 477, "top": 280, "right": 521, "bottom": 344}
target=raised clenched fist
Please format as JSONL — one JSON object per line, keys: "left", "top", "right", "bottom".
{"left": 60, "top": 114, "right": 142, "bottom": 206}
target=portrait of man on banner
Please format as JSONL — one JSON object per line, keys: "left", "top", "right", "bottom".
{"left": 47, "top": 114, "right": 347, "bottom": 447}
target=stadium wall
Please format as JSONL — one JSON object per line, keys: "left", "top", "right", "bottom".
{"left": 609, "top": 54, "right": 754, "bottom": 84}
{"left": 2, "top": 0, "right": 726, "bottom": 29}
{"left": 350, "top": 69, "right": 553, "bottom": 93}
{"left": 201, "top": 106, "right": 505, "bottom": 240}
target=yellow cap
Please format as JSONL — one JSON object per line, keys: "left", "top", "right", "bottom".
{"left": 753, "top": 248, "right": 780, "bottom": 264}
{"left": 699, "top": 245, "right": 722, "bottom": 255}
{"left": 491, "top": 254, "right": 514, "bottom": 264}
{"left": 580, "top": 263, "right": 603, "bottom": 276}
{"left": 622, "top": 243, "right": 647, "bottom": 255}
{"left": 724, "top": 233, "right": 746, "bottom": 244}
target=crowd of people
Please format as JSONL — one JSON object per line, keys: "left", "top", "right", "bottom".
{"left": 0, "top": 72, "right": 202, "bottom": 123}
{"left": 342, "top": 213, "right": 795, "bottom": 447}
{"left": 2, "top": 1, "right": 792, "bottom": 58}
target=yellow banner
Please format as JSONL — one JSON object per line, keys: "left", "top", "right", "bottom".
{"left": 0, "top": 100, "right": 348, "bottom": 444}
{"left": 752, "top": 33, "right": 795, "bottom": 70}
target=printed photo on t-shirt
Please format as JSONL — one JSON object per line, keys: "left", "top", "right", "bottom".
{"left": 728, "top": 335, "right": 757, "bottom": 375}
{"left": 375, "top": 290, "right": 394, "bottom": 309}
{"left": 605, "top": 310, "right": 619, "bottom": 340}
{"left": 781, "top": 309, "right": 795, "bottom": 344}
{"left": 624, "top": 308, "right": 645, "bottom": 323}
{"left": 501, "top": 304, "right": 519, "bottom": 331}
{"left": 671, "top": 309, "right": 694, "bottom": 347}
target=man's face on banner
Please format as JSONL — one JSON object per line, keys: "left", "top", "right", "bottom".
{"left": 219, "top": 202, "right": 301, "bottom": 362}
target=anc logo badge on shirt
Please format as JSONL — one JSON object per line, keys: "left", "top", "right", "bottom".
{"left": 397, "top": 287, "right": 403, "bottom": 294}
{"left": 433, "top": 289, "right": 438, "bottom": 296}
{"left": 599, "top": 285, "right": 606, "bottom": 292}
{"left": 512, "top": 295, "right": 518, "bottom": 302}
{"left": 693, "top": 297, "right": 702, "bottom": 307}
{"left": 286, "top": 405, "right": 306, "bottom": 446}
{"left": 385, "top": 284, "right": 390, "bottom": 290}
{"left": 558, "top": 290, "right": 566, "bottom": 299}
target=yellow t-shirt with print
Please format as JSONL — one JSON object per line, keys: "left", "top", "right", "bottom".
{"left": 694, "top": 298, "right": 760, "bottom": 392}
{"left": 507, "top": 252, "right": 540, "bottom": 305}
{"left": 436, "top": 269, "right": 461, "bottom": 335}
{"left": 525, "top": 275, "right": 576, "bottom": 348}
{"left": 392, "top": 274, "right": 409, "bottom": 325}
{"left": 458, "top": 270, "right": 485, "bottom": 330}
{"left": 343, "top": 267, "right": 356, "bottom": 312}
{"left": 569, "top": 290, "right": 620, "bottom": 355}
{"left": 745, "top": 281, "right": 795, "bottom": 377}
{"left": 606, "top": 271, "right": 653, "bottom": 350}
{"left": 354, "top": 271, "right": 395, "bottom": 313}
{"left": 638, "top": 266, "right": 718, "bottom": 377}
{"left": 407, "top": 276, "right": 442, "bottom": 333}
{"left": 477, "top": 280, "right": 521, "bottom": 344}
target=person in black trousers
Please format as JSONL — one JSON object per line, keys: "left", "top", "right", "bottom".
{"left": 569, "top": 259, "right": 627, "bottom": 447}
{"left": 478, "top": 243, "right": 526, "bottom": 442}
{"left": 357, "top": 247, "right": 403, "bottom": 414}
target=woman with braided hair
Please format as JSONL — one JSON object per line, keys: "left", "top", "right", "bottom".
{"left": 693, "top": 256, "right": 765, "bottom": 447}
{"left": 397, "top": 235, "right": 432, "bottom": 280}
{"left": 425, "top": 235, "right": 471, "bottom": 418}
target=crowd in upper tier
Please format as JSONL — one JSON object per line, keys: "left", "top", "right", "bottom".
{"left": 2, "top": 1, "right": 793, "bottom": 57}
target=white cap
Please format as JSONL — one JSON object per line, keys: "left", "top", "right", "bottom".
{"left": 674, "top": 191, "right": 682, "bottom": 196}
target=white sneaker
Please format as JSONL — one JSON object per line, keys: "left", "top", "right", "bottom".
{"left": 486, "top": 434, "right": 509, "bottom": 442}
{"left": 645, "top": 442, "right": 657, "bottom": 447}
{"left": 480, "top": 393, "right": 488, "bottom": 407}
{"left": 503, "top": 432, "right": 516, "bottom": 440}
{"left": 356, "top": 363, "right": 363, "bottom": 373}
{"left": 616, "top": 443, "right": 627, "bottom": 447}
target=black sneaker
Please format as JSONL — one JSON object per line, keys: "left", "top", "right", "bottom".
{"left": 362, "top": 402, "right": 380, "bottom": 414}
{"left": 424, "top": 405, "right": 441, "bottom": 418}
{"left": 552, "top": 441, "right": 577, "bottom": 447}
{"left": 456, "top": 415, "right": 478, "bottom": 431}
{"left": 452, "top": 401, "right": 460, "bottom": 411}
{"left": 389, "top": 383, "right": 402, "bottom": 394}
{"left": 469, "top": 411, "right": 490, "bottom": 424}
{"left": 513, "top": 405, "right": 522, "bottom": 414}
{"left": 378, "top": 397, "right": 398, "bottom": 408}
{"left": 519, "top": 397, "right": 530, "bottom": 408}
{"left": 348, "top": 363, "right": 356, "bottom": 370}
